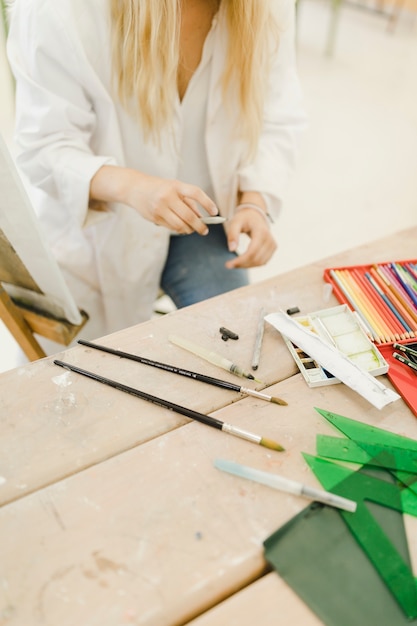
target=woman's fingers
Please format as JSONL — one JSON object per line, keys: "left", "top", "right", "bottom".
{"left": 90, "top": 167, "right": 220, "bottom": 235}
{"left": 225, "top": 209, "right": 277, "bottom": 269}
{"left": 141, "top": 178, "right": 218, "bottom": 234}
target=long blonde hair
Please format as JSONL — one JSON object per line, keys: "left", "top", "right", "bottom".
{"left": 110, "top": 0, "right": 280, "bottom": 155}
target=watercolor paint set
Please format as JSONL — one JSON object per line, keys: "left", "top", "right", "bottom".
{"left": 283, "top": 304, "right": 388, "bottom": 388}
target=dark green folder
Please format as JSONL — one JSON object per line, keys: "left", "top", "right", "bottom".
{"left": 264, "top": 494, "right": 417, "bottom": 626}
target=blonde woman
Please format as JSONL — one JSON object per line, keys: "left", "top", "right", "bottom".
{"left": 7, "top": 0, "right": 306, "bottom": 341}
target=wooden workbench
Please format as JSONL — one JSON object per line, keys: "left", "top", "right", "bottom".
{"left": 0, "top": 226, "right": 416, "bottom": 625}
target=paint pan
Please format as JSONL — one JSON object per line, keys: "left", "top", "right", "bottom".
{"left": 283, "top": 305, "right": 388, "bottom": 387}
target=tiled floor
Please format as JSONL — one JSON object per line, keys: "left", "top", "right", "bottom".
{"left": 1, "top": 0, "right": 417, "bottom": 373}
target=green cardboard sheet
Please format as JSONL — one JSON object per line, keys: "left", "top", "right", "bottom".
{"left": 264, "top": 499, "right": 417, "bottom": 626}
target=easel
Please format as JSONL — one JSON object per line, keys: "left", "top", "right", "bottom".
{"left": 0, "top": 134, "right": 88, "bottom": 362}
{"left": 0, "top": 227, "right": 88, "bottom": 361}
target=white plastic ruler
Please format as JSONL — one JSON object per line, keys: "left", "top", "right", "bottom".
{"left": 265, "top": 311, "right": 400, "bottom": 410}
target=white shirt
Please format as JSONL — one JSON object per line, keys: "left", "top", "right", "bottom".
{"left": 177, "top": 19, "right": 215, "bottom": 211}
{"left": 7, "top": 0, "right": 306, "bottom": 341}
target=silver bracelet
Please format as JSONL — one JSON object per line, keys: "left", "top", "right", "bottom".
{"left": 235, "top": 202, "right": 273, "bottom": 225}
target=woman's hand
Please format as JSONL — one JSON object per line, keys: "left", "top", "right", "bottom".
{"left": 90, "top": 165, "right": 219, "bottom": 236}
{"left": 225, "top": 206, "right": 277, "bottom": 269}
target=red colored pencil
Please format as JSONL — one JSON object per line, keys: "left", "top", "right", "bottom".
{"left": 376, "top": 264, "right": 417, "bottom": 326}
{"left": 352, "top": 268, "right": 402, "bottom": 341}
{"left": 339, "top": 269, "right": 393, "bottom": 342}
{"left": 368, "top": 267, "right": 415, "bottom": 338}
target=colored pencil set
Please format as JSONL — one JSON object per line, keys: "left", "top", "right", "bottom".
{"left": 325, "top": 260, "right": 417, "bottom": 345}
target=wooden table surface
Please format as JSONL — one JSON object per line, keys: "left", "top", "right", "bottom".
{"left": 0, "top": 226, "right": 416, "bottom": 626}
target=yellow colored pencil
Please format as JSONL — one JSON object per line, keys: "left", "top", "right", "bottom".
{"left": 340, "top": 270, "right": 396, "bottom": 343}
{"left": 330, "top": 269, "right": 383, "bottom": 343}
{"left": 335, "top": 270, "right": 390, "bottom": 343}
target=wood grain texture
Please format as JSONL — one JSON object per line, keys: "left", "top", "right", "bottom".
{"left": 0, "top": 227, "right": 416, "bottom": 625}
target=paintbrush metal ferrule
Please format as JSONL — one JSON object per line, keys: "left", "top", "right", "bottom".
{"left": 239, "top": 386, "right": 287, "bottom": 406}
{"left": 221, "top": 423, "right": 284, "bottom": 451}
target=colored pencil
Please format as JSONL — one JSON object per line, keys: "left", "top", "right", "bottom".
{"left": 368, "top": 267, "right": 415, "bottom": 337}
{"left": 377, "top": 265, "right": 417, "bottom": 330}
{"left": 340, "top": 269, "right": 394, "bottom": 342}
{"left": 388, "top": 263, "right": 417, "bottom": 311}
{"left": 350, "top": 268, "right": 400, "bottom": 341}
{"left": 377, "top": 264, "right": 417, "bottom": 326}
{"left": 392, "top": 263, "right": 417, "bottom": 308}
{"left": 77, "top": 339, "right": 287, "bottom": 406}
{"left": 404, "top": 262, "right": 417, "bottom": 285}
{"left": 329, "top": 269, "right": 383, "bottom": 342}
{"left": 365, "top": 271, "right": 411, "bottom": 338}
{"left": 54, "top": 360, "right": 285, "bottom": 451}
{"left": 344, "top": 268, "right": 395, "bottom": 341}
{"left": 400, "top": 263, "right": 417, "bottom": 290}
{"left": 330, "top": 260, "right": 417, "bottom": 346}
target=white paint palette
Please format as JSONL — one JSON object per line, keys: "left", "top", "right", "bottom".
{"left": 283, "top": 304, "right": 389, "bottom": 388}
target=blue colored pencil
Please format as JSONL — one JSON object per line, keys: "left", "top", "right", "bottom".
{"left": 390, "top": 263, "right": 417, "bottom": 309}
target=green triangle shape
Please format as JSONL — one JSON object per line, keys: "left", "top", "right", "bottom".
{"left": 314, "top": 407, "right": 417, "bottom": 452}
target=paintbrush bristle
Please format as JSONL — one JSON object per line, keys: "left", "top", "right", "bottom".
{"left": 270, "top": 397, "right": 288, "bottom": 406}
{"left": 260, "top": 437, "right": 285, "bottom": 452}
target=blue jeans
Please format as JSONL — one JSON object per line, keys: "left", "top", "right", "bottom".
{"left": 160, "top": 224, "right": 249, "bottom": 308}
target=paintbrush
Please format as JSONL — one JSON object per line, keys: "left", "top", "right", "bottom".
{"left": 169, "top": 334, "right": 262, "bottom": 382}
{"left": 78, "top": 339, "right": 287, "bottom": 406}
{"left": 54, "top": 360, "right": 285, "bottom": 451}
